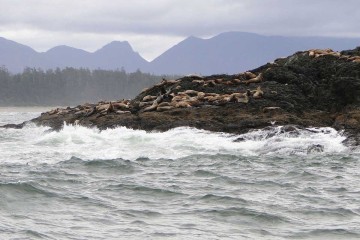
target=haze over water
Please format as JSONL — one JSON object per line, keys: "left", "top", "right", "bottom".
{"left": 1, "top": 108, "right": 360, "bottom": 239}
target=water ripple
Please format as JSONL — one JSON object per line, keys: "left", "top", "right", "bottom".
{"left": 1, "top": 111, "right": 360, "bottom": 239}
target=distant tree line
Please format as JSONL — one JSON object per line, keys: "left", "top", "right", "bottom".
{"left": 0, "top": 66, "right": 180, "bottom": 106}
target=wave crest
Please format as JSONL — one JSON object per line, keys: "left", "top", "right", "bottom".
{"left": 0, "top": 124, "right": 351, "bottom": 165}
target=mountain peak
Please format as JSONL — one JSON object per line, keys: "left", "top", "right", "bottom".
{"left": 98, "top": 41, "right": 133, "bottom": 52}
{"left": 46, "top": 45, "right": 88, "bottom": 54}
{"left": 108, "top": 40, "right": 130, "bottom": 46}
{"left": 0, "top": 36, "right": 37, "bottom": 52}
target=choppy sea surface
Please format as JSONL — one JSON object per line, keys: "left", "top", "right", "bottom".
{"left": 0, "top": 107, "right": 360, "bottom": 240}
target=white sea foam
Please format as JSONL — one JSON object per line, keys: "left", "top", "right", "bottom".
{"left": 241, "top": 126, "right": 348, "bottom": 156}
{"left": 0, "top": 121, "right": 350, "bottom": 165}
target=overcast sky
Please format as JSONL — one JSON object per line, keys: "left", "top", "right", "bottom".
{"left": 0, "top": 0, "right": 359, "bottom": 60}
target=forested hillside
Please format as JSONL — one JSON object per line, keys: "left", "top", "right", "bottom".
{"left": 0, "top": 66, "right": 178, "bottom": 106}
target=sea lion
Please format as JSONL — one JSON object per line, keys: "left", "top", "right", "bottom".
{"left": 245, "top": 71, "right": 257, "bottom": 79}
{"left": 156, "top": 106, "right": 174, "bottom": 112}
{"left": 232, "top": 79, "right": 241, "bottom": 84}
{"left": 139, "top": 101, "right": 153, "bottom": 108}
{"left": 205, "top": 93, "right": 218, "bottom": 96}
{"left": 230, "top": 92, "right": 244, "bottom": 99}
{"left": 165, "top": 79, "right": 179, "bottom": 84}
{"left": 330, "top": 52, "right": 341, "bottom": 57}
{"left": 197, "top": 92, "right": 206, "bottom": 100}
{"left": 57, "top": 109, "right": 70, "bottom": 115}
{"left": 215, "top": 95, "right": 232, "bottom": 105}
{"left": 348, "top": 56, "right": 360, "bottom": 62}
{"left": 172, "top": 94, "right": 189, "bottom": 102}
{"left": 237, "top": 94, "right": 249, "bottom": 103}
{"left": 96, "top": 104, "right": 108, "bottom": 111}
{"left": 186, "top": 74, "right": 204, "bottom": 79}
{"left": 187, "top": 97, "right": 201, "bottom": 107}
{"left": 308, "top": 49, "right": 339, "bottom": 58}
{"left": 184, "top": 90, "right": 198, "bottom": 96}
{"left": 154, "top": 78, "right": 167, "bottom": 87}
{"left": 116, "top": 110, "right": 131, "bottom": 114}
{"left": 204, "top": 80, "right": 216, "bottom": 87}
{"left": 315, "top": 52, "right": 340, "bottom": 58}
{"left": 171, "top": 93, "right": 192, "bottom": 106}
{"left": 224, "top": 80, "right": 235, "bottom": 86}
{"left": 48, "top": 108, "right": 59, "bottom": 115}
{"left": 85, "top": 106, "right": 96, "bottom": 117}
{"left": 142, "top": 95, "right": 157, "bottom": 102}
{"left": 204, "top": 95, "right": 219, "bottom": 102}
{"left": 175, "top": 101, "right": 191, "bottom": 108}
{"left": 157, "top": 102, "right": 171, "bottom": 107}
{"left": 309, "top": 50, "right": 315, "bottom": 57}
{"left": 112, "top": 102, "right": 129, "bottom": 110}
{"left": 143, "top": 102, "right": 159, "bottom": 112}
{"left": 242, "top": 73, "right": 263, "bottom": 85}
{"left": 215, "top": 79, "right": 223, "bottom": 84}
{"left": 252, "top": 86, "right": 264, "bottom": 99}
{"left": 106, "top": 102, "right": 114, "bottom": 113}
{"left": 231, "top": 92, "right": 249, "bottom": 103}
{"left": 221, "top": 94, "right": 232, "bottom": 102}
{"left": 143, "top": 95, "right": 164, "bottom": 112}
{"left": 74, "top": 110, "right": 86, "bottom": 116}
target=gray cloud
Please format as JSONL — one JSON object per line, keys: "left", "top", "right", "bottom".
{"left": 0, "top": 0, "right": 359, "bottom": 59}
{"left": 2, "top": 0, "right": 359, "bottom": 36}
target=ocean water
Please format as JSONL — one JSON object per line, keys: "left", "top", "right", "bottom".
{"left": 0, "top": 107, "right": 360, "bottom": 240}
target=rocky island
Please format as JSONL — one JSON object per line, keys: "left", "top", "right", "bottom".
{"left": 3, "top": 47, "right": 360, "bottom": 145}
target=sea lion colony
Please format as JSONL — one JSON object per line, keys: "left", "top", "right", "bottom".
{"left": 46, "top": 70, "right": 266, "bottom": 119}
{"left": 47, "top": 99, "right": 131, "bottom": 117}
{"left": 137, "top": 74, "right": 264, "bottom": 113}
{"left": 45, "top": 48, "right": 359, "bottom": 120}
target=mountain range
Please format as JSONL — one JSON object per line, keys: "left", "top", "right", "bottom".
{"left": 1, "top": 32, "right": 360, "bottom": 75}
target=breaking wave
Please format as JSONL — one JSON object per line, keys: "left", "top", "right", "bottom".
{"left": 0, "top": 123, "right": 351, "bottom": 165}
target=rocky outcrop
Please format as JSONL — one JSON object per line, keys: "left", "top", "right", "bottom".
{"left": 3, "top": 47, "right": 360, "bottom": 145}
